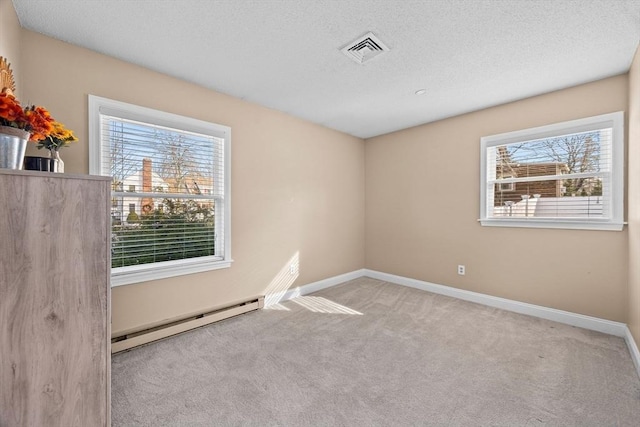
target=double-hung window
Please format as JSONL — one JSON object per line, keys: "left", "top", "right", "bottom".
{"left": 480, "top": 112, "right": 624, "bottom": 231}
{"left": 89, "top": 95, "right": 231, "bottom": 286}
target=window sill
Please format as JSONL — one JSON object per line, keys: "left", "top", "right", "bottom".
{"left": 479, "top": 218, "right": 625, "bottom": 231}
{"left": 111, "top": 257, "right": 233, "bottom": 287}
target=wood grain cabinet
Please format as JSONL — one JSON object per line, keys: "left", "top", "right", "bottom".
{"left": 0, "top": 170, "right": 111, "bottom": 427}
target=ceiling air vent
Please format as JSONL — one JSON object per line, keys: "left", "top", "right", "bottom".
{"left": 341, "top": 32, "right": 389, "bottom": 64}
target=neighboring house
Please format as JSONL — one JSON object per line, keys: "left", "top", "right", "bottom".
{"left": 112, "top": 158, "right": 216, "bottom": 223}
{"left": 162, "top": 175, "right": 216, "bottom": 214}
{"left": 113, "top": 158, "right": 169, "bottom": 221}
{"left": 494, "top": 162, "right": 569, "bottom": 206}
{"left": 162, "top": 175, "right": 215, "bottom": 196}
{"left": 493, "top": 162, "right": 604, "bottom": 219}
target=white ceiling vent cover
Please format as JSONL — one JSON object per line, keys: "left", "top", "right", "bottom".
{"left": 341, "top": 32, "right": 390, "bottom": 64}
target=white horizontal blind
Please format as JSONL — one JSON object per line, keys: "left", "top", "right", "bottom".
{"left": 487, "top": 128, "right": 611, "bottom": 220}
{"left": 480, "top": 111, "right": 624, "bottom": 230}
{"left": 100, "top": 115, "right": 225, "bottom": 269}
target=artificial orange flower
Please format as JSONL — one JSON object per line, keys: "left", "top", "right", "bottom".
{"left": 24, "top": 105, "right": 54, "bottom": 141}
{"left": 1, "top": 91, "right": 76, "bottom": 147}
{"left": 0, "top": 93, "right": 27, "bottom": 126}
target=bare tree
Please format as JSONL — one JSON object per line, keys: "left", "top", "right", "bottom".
{"left": 153, "top": 130, "right": 202, "bottom": 194}
{"left": 501, "top": 132, "right": 601, "bottom": 196}
{"left": 109, "top": 122, "right": 138, "bottom": 190}
{"left": 541, "top": 133, "right": 600, "bottom": 196}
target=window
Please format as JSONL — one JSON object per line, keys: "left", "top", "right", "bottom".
{"left": 89, "top": 95, "right": 231, "bottom": 286}
{"left": 480, "top": 112, "right": 624, "bottom": 231}
{"left": 497, "top": 179, "right": 515, "bottom": 192}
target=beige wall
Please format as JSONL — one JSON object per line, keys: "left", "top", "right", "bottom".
{"left": 628, "top": 45, "right": 640, "bottom": 344}
{"left": 19, "top": 31, "right": 365, "bottom": 336}
{"left": 0, "top": 0, "right": 22, "bottom": 95}
{"left": 366, "top": 75, "right": 629, "bottom": 322}
{"left": 9, "top": 0, "right": 636, "bottom": 334}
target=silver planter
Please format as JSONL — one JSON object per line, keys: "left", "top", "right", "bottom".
{"left": 0, "top": 127, "right": 29, "bottom": 170}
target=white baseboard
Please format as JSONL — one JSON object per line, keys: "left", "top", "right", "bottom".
{"left": 625, "top": 326, "right": 640, "bottom": 378}
{"left": 267, "top": 267, "right": 638, "bottom": 377}
{"left": 363, "top": 269, "right": 628, "bottom": 338}
{"left": 265, "top": 269, "right": 366, "bottom": 306}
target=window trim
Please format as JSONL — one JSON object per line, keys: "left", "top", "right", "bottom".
{"left": 88, "top": 95, "right": 232, "bottom": 287}
{"left": 479, "top": 111, "right": 624, "bottom": 231}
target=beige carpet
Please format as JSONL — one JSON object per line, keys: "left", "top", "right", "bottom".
{"left": 112, "top": 277, "right": 640, "bottom": 426}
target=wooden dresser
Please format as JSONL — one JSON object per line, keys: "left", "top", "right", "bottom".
{"left": 0, "top": 169, "right": 111, "bottom": 426}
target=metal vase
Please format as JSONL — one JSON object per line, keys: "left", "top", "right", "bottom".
{"left": 0, "top": 128, "right": 29, "bottom": 170}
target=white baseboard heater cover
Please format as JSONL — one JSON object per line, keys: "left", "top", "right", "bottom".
{"left": 111, "top": 296, "right": 264, "bottom": 353}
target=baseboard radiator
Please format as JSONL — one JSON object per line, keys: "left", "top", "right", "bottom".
{"left": 111, "top": 296, "right": 264, "bottom": 354}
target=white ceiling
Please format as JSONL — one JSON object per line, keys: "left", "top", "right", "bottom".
{"left": 11, "top": 0, "right": 640, "bottom": 139}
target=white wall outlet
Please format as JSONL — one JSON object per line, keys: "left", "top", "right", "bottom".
{"left": 290, "top": 263, "right": 298, "bottom": 275}
{"left": 457, "top": 265, "right": 465, "bottom": 275}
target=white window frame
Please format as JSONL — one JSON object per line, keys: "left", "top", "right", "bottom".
{"left": 480, "top": 112, "right": 624, "bottom": 231}
{"left": 88, "top": 95, "right": 232, "bottom": 286}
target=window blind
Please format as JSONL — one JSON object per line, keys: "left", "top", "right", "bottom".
{"left": 480, "top": 111, "right": 623, "bottom": 231}
{"left": 487, "top": 128, "right": 612, "bottom": 220}
{"left": 100, "top": 115, "right": 226, "bottom": 269}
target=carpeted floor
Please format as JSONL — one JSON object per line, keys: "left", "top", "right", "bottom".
{"left": 112, "top": 277, "right": 640, "bottom": 426}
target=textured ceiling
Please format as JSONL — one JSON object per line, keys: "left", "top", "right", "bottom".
{"left": 11, "top": 0, "right": 640, "bottom": 139}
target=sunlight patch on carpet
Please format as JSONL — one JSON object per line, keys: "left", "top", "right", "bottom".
{"left": 263, "top": 303, "right": 291, "bottom": 311}
{"left": 291, "top": 296, "right": 363, "bottom": 315}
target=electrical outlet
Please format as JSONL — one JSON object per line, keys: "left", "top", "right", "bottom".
{"left": 290, "top": 263, "right": 298, "bottom": 275}
{"left": 457, "top": 265, "right": 465, "bottom": 275}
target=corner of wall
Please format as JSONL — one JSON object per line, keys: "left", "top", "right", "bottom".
{"left": 628, "top": 42, "right": 640, "bottom": 346}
